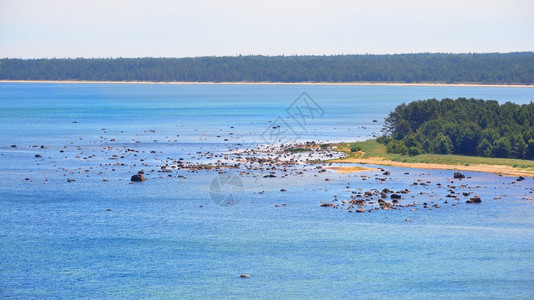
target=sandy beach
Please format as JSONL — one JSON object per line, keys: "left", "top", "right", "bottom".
{"left": 330, "top": 157, "right": 534, "bottom": 177}
{"left": 325, "top": 166, "right": 378, "bottom": 173}
{"left": 0, "top": 80, "right": 532, "bottom": 88}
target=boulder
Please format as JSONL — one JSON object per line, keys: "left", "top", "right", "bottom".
{"left": 453, "top": 172, "right": 465, "bottom": 179}
{"left": 466, "top": 196, "right": 481, "bottom": 203}
{"left": 390, "top": 194, "right": 401, "bottom": 200}
{"left": 131, "top": 174, "right": 146, "bottom": 182}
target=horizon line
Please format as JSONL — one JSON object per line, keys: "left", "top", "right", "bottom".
{"left": 2, "top": 51, "right": 534, "bottom": 60}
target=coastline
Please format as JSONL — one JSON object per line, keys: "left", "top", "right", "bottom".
{"left": 330, "top": 157, "right": 534, "bottom": 177}
{"left": 0, "top": 79, "right": 532, "bottom": 88}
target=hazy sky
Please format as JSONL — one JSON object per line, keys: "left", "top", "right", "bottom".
{"left": 1, "top": 0, "right": 533, "bottom": 58}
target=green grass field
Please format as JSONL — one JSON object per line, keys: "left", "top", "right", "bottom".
{"left": 334, "top": 139, "right": 534, "bottom": 172}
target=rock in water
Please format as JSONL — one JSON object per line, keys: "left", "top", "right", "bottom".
{"left": 466, "top": 196, "right": 482, "bottom": 203}
{"left": 240, "top": 274, "right": 250, "bottom": 278}
{"left": 453, "top": 172, "right": 466, "bottom": 179}
{"left": 131, "top": 174, "right": 146, "bottom": 182}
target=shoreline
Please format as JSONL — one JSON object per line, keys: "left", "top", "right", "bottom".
{"left": 0, "top": 80, "right": 532, "bottom": 88}
{"left": 330, "top": 157, "right": 534, "bottom": 177}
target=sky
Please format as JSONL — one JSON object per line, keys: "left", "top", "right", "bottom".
{"left": 0, "top": 0, "right": 533, "bottom": 58}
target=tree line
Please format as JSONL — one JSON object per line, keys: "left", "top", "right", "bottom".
{"left": 0, "top": 53, "right": 533, "bottom": 84}
{"left": 379, "top": 98, "right": 534, "bottom": 160}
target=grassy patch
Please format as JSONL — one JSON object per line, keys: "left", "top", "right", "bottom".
{"left": 285, "top": 147, "right": 311, "bottom": 153}
{"left": 333, "top": 139, "right": 534, "bottom": 172}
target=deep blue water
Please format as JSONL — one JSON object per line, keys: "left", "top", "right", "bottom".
{"left": 1, "top": 83, "right": 533, "bottom": 299}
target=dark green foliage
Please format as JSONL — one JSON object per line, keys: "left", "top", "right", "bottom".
{"left": 387, "top": 140, "right": 408, "bottom": 155}
{"left": 402, "top": 135, "right": 420, "bottom": 148}
{"left": 408, "top": 146, "right": 423, "bottom": 156}
{"left": 350, "top": 145, "right": 362, "bottom": 152}
{"left": 510, "top": 134, "right": 527, "bottom": 158}
{"left": 434, "top": 133, "right": 454, "bottom": 154}
{"left": 376, "top": 136, "right": 392, "bottom": 145}
{"left": 524, "top": 140, "right": 534, "bottom": 160}
{"left": 382, "top": 98, "right": 534, "bottom": 160}
{"left": 422, "top": 139, "right": 434, "bottom": 153}
{"left": 476, "top": 139, "right": 493, "bottom": 157}
{"left": 493, "top": 137, "right": 512, "bottom": 158}
{"left": 0, "top": 52, "right": 533, "bottom": 84}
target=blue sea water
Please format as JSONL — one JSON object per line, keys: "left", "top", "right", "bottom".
{"left": 0, "top": 83, "right": 533, "bottom": 299}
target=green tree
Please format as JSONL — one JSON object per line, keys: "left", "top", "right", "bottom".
{"left": 408, "top": 146, "right": 422, "bottom": 156}
{"left": 379, "top": 98, "right": 534, "bottom": 159}
{"left": 387, "top": 140, "right": 408, "bottom": 155}
{"left": 523, "top": 139, "right": 534, "bottom": 160}
{"left": 510, "top": 134, "right": 527, "bottom": 159}
{"left": 476, "top": 139, "right": 493, "bottom": 157}
{"left": 422, "top": 139, "right": 433, "bottom": 153}
{"left": 394, "top": 120, "right": 413, "bottom": 140}
{"left": 434, "top": 133, "right": 454, "bottom": 154}
{"left": 493, "top": 137, "right": 512, "bottom": 158}
{"left": 402, "top": 135, "right": 420, "bottom": 148}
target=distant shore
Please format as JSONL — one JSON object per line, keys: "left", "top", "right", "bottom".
{"left": 0, "top": 80, "right": 532, "bottom": 88}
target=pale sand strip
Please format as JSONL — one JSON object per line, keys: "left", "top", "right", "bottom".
{"left": 324, "top": 166, "right": 378, "bottom": 173}
{"left": 330, "top": 157, "right": 534, "bottom": 177}
{"left": 0, "top": 80, "right": 532, "bottom": 88}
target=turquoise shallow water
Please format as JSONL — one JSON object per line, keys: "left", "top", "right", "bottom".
{"left": 1, "top": 83, "right": 534, "bottom": 298}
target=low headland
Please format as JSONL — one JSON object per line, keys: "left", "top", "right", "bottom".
{"left": 327, "top": 139, "right": 534, "bottom": 177}
{"left": 322, "top": 97, "right": 533, "bottom": 177}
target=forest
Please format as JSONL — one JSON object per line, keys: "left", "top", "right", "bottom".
{"left": 0, "top": 52, "right": 533, "bottom": 84}
{"left": 379, "top": 98, "right": 534, "bottom": 160}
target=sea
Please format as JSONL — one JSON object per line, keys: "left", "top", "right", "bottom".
{"left": 0, "top": 82, "right": 533, "bottom": 299}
